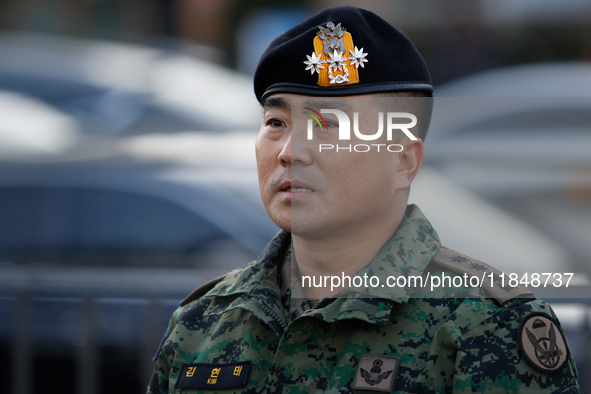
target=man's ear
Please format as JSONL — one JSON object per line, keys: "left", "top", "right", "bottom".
{"left": 394, "top": 138, "right": 424, "bottom": 192}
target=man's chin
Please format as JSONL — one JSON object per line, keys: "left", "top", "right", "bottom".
{"left": 268, "top": 213, "right": 292, "bottom": 234}
{"left": 272, "top": 219, "right": 314, "bottom": 237}
{"left": 272, "top": 220, "right": 323, "bottom": 237}
{"left": 267, "top": 206, "right": 328, "bottom": 237}
{"left": 289, "top": 220, "right": 334, "bottom": 240}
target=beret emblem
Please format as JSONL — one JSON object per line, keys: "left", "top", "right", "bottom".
{"left": 303, "top": 21, "right": 368, "bottom": 86}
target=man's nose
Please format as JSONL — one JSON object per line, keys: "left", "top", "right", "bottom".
{"left": 278, "top": 134, "right": 313, "bottom": 166}
{"left": 278, "top": 135, "right": 292, "bottom": 166}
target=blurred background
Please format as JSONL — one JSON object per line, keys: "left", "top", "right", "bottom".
{"left": 0, "top": 0, "right": 590, "bottom": 393}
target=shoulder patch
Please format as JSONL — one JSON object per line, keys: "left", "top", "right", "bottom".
{"left": 430, "top": 247, "right": 533, "bottom": 305}
{"left": 519, "top": 312, "right": 568, "bottom": 374}
{"left": 180, "top": 274, "right": 227, "bottom": 307}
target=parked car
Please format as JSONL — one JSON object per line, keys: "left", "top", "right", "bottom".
{"left": 0, "top": 31, "right": 270, "bottom": 394}
{"left": 425, "top": 62, "right": 591, "bottom": 390}
{"left": 0, "top": 31, "right": 261, "bottom": 148}
{"left": 0, "top": 124, "right": 278, "bottom": 393}
{"left": 426, "top": 62, "right": 591, "bottom": 275}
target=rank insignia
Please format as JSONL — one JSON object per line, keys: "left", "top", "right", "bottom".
{"left": 303, "top": 22, "right": 368, "bottom": 86}
{"left": 519, "top": 313, "right": 568, "bottom": 374}
{"left": 352, "top": 355, "right": 399, "bottom": 393}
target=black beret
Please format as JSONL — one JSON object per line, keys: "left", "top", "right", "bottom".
{"left": 254, "top": 6, "right": 432, "bottom": 104}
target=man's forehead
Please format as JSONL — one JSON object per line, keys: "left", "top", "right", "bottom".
{"left": 264, "top": 94, "right": 363, "bottom": 113}
{"left": 263, "top": 95, "right": 290, "bottom": 112}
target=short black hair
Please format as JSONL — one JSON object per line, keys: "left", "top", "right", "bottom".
{"left": 374, "top": 91, "right": 433, "bottom": 141}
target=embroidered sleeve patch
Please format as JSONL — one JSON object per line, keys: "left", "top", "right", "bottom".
{"left": 519, "top": 313, "right": 568, "bottom": 374}
{"left": 352, "top": 355, "right": 399, "bottom": 393}
{"left": 175, "top": 362, "right": 251, "bottom": 389}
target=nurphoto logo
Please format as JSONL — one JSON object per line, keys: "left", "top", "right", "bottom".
{"left": 303, "top": 108, "right": 417, "bottom": 152}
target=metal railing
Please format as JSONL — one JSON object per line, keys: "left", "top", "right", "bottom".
{"left": 6, "top": 287, "right": 591, "bottom": 394}
{"left": 7, "top": 293, "right": 175, "bottom": 394}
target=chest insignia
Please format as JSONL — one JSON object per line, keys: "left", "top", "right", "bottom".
{"left": 519, "top": 313, "right": 568, "bottom": 374}
{"left": 352, "top": 355, "right": 399, "bottom": 393}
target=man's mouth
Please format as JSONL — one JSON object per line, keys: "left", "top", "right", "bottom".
{"left": 278, "top": 180, "right": 315, "bottom": 194}
{"left": 285, "top": 187, "right": 314, "bottom": 193}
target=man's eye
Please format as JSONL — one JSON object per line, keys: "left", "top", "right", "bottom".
{"left": 266, "top": 118, "right": 285, "bottom": 128}
{"left": 318, "top": 120, "right": 337, "bottom": 130}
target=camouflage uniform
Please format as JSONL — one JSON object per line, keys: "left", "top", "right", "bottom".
{"left": 148, "top": 205, "right": 582, "bottom": 393}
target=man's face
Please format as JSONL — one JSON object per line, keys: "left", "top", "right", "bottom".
{"left": 256, "top": 93, "right": 423, "bottom": 239}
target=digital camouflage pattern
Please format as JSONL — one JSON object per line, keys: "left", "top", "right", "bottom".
{"left": 148, "top": 205, "right": 582, "bottom": 393}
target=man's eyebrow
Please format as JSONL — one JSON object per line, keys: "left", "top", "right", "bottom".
{"left": 303, "top": 98, "right": 354, "bottom": 113}
{"left": 263, "top": 96, "right": 290, "bottom": 112}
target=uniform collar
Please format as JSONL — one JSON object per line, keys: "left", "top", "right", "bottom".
{"left": 207, "top": 204, "right": 440, "bottom": 315}
{"left": 337, "top": 204, "right": 441, "bottom": 302}
{"left": 203, "top": 230, "right": 291, "bottom": 335}
{"left": 207, "top": 229, "right": 290, "bottom": 300}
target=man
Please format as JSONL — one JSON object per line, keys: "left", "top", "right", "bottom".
{"left": 148, "top": 6, "right": 582, "bottom": 393}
